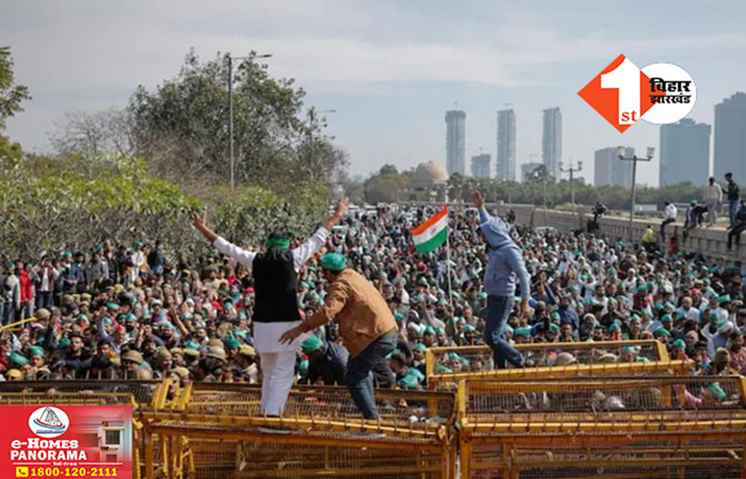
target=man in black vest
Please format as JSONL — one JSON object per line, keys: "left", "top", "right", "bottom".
{"left": 192, "top": 198, "right": 348, "bottom": 417}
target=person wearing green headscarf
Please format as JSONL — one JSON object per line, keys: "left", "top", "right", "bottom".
{"left": 280, "top": 251, "right": 399, "bottom": 420}
{"left": 300, "top": 335, "right": 349, "bottom": 386}
{"left": 192, "top": 198, "right": 349, "bottom": 420}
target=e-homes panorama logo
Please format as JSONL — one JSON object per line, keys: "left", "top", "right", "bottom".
{"left": 578, "top": 54, "right": 696, "bottom": 133}
{"left": 28, "top": 406, "right": 70, "bottom": 438}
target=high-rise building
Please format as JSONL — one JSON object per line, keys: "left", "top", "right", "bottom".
{"left": 660, "top": 118, "right": 711, "bottom": 186}
{"left": 445, "top": 110, "right": 466, "bottom": 176}
{"left": 496, "top": 109, "right": 516, "bottom": 181}
{"left": 594, "top": 147, "right": 633, "bottom": 188}
{"left": 521, "top": 162, "right": 544, "bottom": 182}
{"left": 714, "top": 92, "right": 746, "bottom": 182}
{"left": 542, "top": 107, "right": 562, "bottom": 179}
{"left": 471, "top": 154, "right": 491, "bottom": 178}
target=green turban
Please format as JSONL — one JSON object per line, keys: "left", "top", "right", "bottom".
{"left": 320, "top": 253, "right": 347, "bottom": 272}
{"left": 301, "top": 335, "right": 324, "bottom": 354}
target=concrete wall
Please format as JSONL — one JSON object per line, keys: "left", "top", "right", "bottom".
{"left": 490, "top": 204, "right": 746, "bottom": 262}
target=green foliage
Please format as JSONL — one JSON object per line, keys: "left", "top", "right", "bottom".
{"left": 0, "top": 47, "right": 30, "bottom": 130}
{"left": 128, "top": 49, "right": 345, "bottom": 188}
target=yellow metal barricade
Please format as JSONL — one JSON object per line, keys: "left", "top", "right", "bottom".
{"left": 458, "top": 375, "right": 746, "bottom": 478}
{"left": 426, "top": 340, "right": 677, "bottom": 389}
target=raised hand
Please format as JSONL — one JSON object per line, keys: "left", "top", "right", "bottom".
{"left": 472, "top": 191, "right": 485, "bottom": 209}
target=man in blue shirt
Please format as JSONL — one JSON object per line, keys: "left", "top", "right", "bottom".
{"left": 473, "top": 191, "right": 531, "bottom": 368}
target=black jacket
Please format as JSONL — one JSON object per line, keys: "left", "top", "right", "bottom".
{"left": 252, "top": 250, "right": 301, "bottom": 323}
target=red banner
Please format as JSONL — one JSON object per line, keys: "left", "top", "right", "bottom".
{"left": 0, "top": 405, "right": 133, "bottom": 479}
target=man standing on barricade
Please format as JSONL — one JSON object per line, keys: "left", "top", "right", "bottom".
{"left": 280, "top": 252, "right": 398, "bottom": 420}
{"left": 472, "top": 191, "right": 531, "bottom": 369}
{"left": 192, "top": 198, "right": 348, "bottom": 421}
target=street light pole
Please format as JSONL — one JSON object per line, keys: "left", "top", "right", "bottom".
{"left": 559, "top": 160, "right": 583, "bottom": 207}
{"left": 618, "top": 146, "right": 655, "bottom": 242}
{"left": 227, "top": 52, "right": 272, "bottom": 189}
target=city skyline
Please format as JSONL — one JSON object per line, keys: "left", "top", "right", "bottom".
{"left": 4, "top": 2, "right": 746, "bottom": 187}
{"left": 496, "top": 108, "right": 516, "bottom": 181}
{"left": 445, "top": 110, "right": 466, "bottom": 176}
{"left": 660, "top": 119, "right": 711, "bottom": 186}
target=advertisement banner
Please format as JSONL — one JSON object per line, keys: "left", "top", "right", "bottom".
{"left": 0, "top": 405, "right": 133, "bottom": 479}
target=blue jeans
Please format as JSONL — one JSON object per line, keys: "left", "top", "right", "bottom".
{"left": 485, "top": 295, "right": 524, "bottom": 369}
{"left": 730, "top": 200, "right": 740, "bottom": 227}
{"left": 345, "top": 329, "right": 397, "bottom": 419}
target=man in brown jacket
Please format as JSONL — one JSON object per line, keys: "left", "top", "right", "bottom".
{"left": 280, "top": 252, "right": 398, "bottom": 419}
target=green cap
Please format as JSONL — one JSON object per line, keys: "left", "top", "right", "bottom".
{"left": 29, "top": 346, "right": 45, "bottom": 358}
{"left": 58, "top": 337, "right": 71, "bottom": 349}
{"left": 661, "top": 314, "right": 673, "bottom": 323}
{"left": 320, "top": 253, "right": 347, "bottom": 272}
{"left": 423, "top": 326, "right": 436, "bottom": 336}
{"left": 10, "top": 352, "right": 29, "bottom": 367}
{"left": 298, "top": 359, "right": 309, "bottom": 375}
{"left": 654, "top": 327, "right": 671, "bottom": 338}
{"left": 301, "top": 335, "right": 324, "bottom": 354}
{"left": 548, "top": 323, "right": 560, "bottom": 334}
{"left": 608, "top": 322, "right": 621, "bottom": 333}
{"left": 223, "top": 336, "right": 240, "bottom": 350}
{"left": 414, "top": 343, "right": 427, "bottom": 352}
{"left": 435, "top": 364, "right": 453, "bottom": 374}
{"left": 106, "top": 302, "right": 119, "bottom": 311}
{"left": 434, "top": 327, "right": 445, "bottom": 336}
{"left": 514, "top": 326, "right": 532, "bottom": 338}
{"left": 672, "top": 339, "right": 686, "bottom": 350}
{"left": 719, "top": 295, "right": 732, "bottom": 305}
{"left": 463, "top": 324, "right": 476, "bottom": 333}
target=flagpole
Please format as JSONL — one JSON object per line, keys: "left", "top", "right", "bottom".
{"left": 444, "top": 187, "right": 453, "bottom": 309}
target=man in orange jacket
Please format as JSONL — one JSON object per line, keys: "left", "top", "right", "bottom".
{"left": 281, "top": 252, "right": 398, "bottom": 419}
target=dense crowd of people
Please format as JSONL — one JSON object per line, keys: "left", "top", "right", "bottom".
{"left": 1, "top": 198, "right": 745, "bottom": 395}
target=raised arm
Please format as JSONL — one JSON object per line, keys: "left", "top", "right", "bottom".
{"left": 473, "top": 191, "right": 511, "bottom": 248}
{"left": 192, "top": 210, "right": 257, "bottom": 268}
{"left": 292, "top": 198, "right": 349, "bottom": 269}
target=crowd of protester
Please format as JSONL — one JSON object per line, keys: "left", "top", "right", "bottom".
{"left": 1, "top": 203, "right": 745, "bottom": 392}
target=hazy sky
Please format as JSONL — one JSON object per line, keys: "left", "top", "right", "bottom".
{"left": 4, "top": 1, "right": 746, "bottom": 185}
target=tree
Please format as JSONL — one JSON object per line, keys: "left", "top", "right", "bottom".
{"left": 379, "top": 164, "right": 399, "bottom": 176}
{"left": 0, "top": 47, "right": 30, "bottom": 130}
{"left": 128, "top": 49, "right": 345, "bottom": 189}
{"left": 49, "top": 108, "right": 136, "bottom": 159}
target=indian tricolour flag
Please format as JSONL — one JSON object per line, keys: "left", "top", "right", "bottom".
{"left": 411, "top": 207, "right": 449, "bottom": 253}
